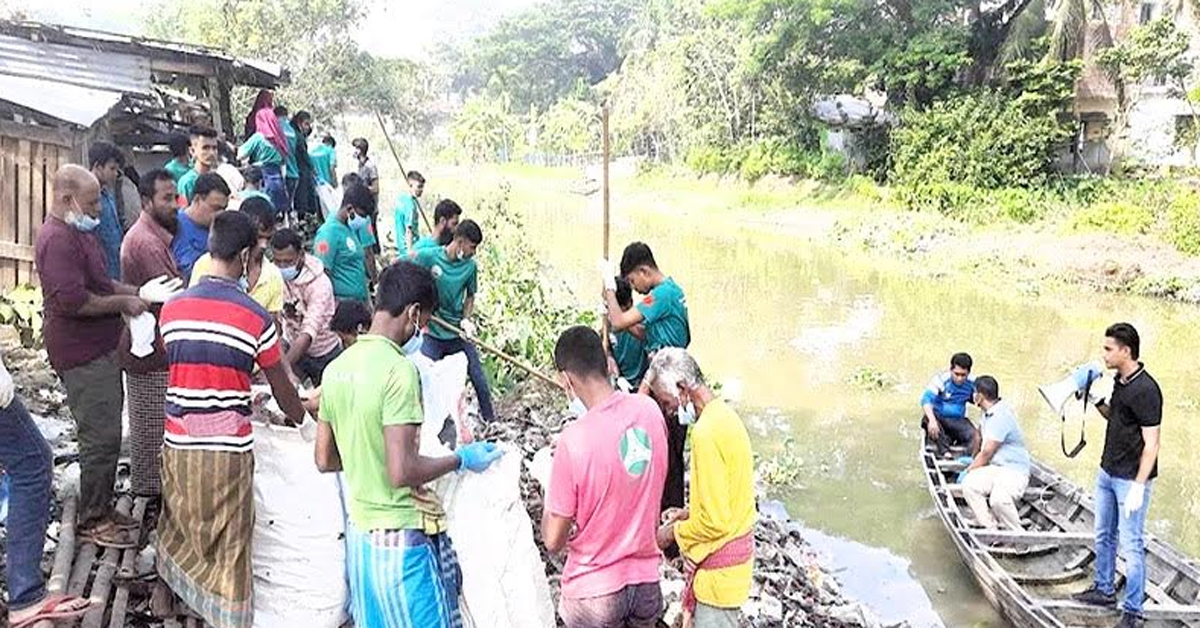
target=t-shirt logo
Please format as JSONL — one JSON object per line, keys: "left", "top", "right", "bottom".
{"left": 619, "top": 427, "right": 652, "bottom": 477}
{"left": 642, "top": 294, "right": 655, "bottom": 307}
{"left": 431, "top": 265, "right": 444, "bottom": 279}
{"left": 345, "top": 237, "right": 358, "bottom": 252}
{"left": 316, "top": 241, "right": 330, "bottom": 255}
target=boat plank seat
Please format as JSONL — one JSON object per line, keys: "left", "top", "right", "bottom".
{"left": 970, "top": 530, "right": 1095, "bottom": 544}
{"left": 1009, "top": 567, "right": 1088, "bottom": 585}
{"left": 1037, "top": 599, "right": 1200, "bottom": 621}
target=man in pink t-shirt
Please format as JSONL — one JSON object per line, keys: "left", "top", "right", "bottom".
{"left": 542, "top": 326, "right": 669, "bottom": 628}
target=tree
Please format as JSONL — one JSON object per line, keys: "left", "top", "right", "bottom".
{"left": 449, "top": 95, "right": 523, "bottom": 163}
{"left": 538, "top": 98, "right": 599, "bottom": 156}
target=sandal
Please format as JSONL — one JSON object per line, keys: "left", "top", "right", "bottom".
{"left": 110, "top": 511, "right": 144, "bottom": 532}
{"left": 9, "top": 594, "right": 93, "bottom": 628}
{"left": 79, "top": 521, "right": 139, "bottom": 549}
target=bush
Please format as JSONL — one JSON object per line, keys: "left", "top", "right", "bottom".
{"left": 1069, "top": 201, "right": 1155, "bottom": 235}
{"left": 1167, "top": 191, "right": 1200, "bottom": 255}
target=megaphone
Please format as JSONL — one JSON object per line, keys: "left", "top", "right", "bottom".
{"left": 1038, "top": 362, "right": 1104, "bottom": 458}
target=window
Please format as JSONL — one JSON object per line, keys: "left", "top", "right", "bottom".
{"left": 1139, "top": 2, "right": 1156, "bottom": 23}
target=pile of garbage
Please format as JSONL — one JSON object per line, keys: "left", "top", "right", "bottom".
{"left": 483, "top": 382, "right": 888, "bottom": 628}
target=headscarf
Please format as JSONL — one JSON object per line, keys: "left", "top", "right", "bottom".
{"left": 243, "top": 89, "right": 274, "bottom": 140}
{"left": 254, "top": 107, "right": 289, "bottom": 158}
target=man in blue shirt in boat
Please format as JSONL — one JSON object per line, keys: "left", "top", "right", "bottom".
{"left": 960, "top": 375, "right": 1031, "bottom": 531}
{"left": 921, "top": 352, "right": 980, "bottom": 458}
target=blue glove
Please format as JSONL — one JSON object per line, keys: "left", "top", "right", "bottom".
{"left": 1072, "top": 363, "right": 1103, "bottom": 390}
{"left": 955, "top": 456, "right": 974, "bottom": 484}
{"left": 456, "top": 442, "right": 505, "bottom": 473}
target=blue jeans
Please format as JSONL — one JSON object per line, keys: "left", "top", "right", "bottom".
{"left": 0, "top": 399, "right": 54, "bottom": 610}
{"left": 1094, "top": 468, "right": 1153, "bottom": 615}
{"left": 261, "top": 163, "right": 289, "bottom": 216}
{"left": 420, "top": 336, "right": 495, "bottom": 423}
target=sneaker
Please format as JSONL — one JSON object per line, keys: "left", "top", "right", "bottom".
{"left": 1114, "top": 611, "right": 1143, "bottom": 628}
{"left": 1072, "top": 586, "right": 1117, "bottom": 608}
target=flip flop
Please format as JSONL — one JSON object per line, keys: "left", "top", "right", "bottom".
{"left": 79, "top": 522, "right": 139, "bottom": 549}
{"left": 9, "top": 594, "right": 93, "bottom": 628}
{"left": 110, "top": 511, "right": 144, "bottom": 532}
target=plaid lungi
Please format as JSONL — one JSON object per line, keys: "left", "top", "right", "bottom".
{"left": 157, "top": 447, "right": 255, "bottom": 628}
{"left": 125, "top": 370, "right": 168, "bottom": 496}
{"left": 346, "top": 523, "right": 463, "bottom": 628}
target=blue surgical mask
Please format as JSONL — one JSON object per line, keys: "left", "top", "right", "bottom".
{"left": 66, "top": 202, "right": 101, "bottom": 232}
{"left": 238, "top": 276, "right": 250, "bottom": 291}
{"left": 402, "top": 329, "right": 423, "bottom": 356}
{"left": 348, "top": 214, "right": 370, "bottom": 230}
{"left": 279, "top": 265, "right": 300, "bottom": 282}
{"left": 568, "top": 396, "right": 587, "bottom": 418}
{"left": 677, "top": 399, "right": 697, "bottom": 426}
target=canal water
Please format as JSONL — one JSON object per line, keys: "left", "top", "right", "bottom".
{"left": 428, "top": 165, "right": 1200, "bottom": 627}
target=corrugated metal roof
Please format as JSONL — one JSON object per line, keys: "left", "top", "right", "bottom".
{"left": 0, "top": 73, "right": 123, "bottom": 127}
{"left": 0, "top": 34, "right": 152, "bottom": 95}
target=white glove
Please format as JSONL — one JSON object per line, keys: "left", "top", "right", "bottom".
{"left": 139, "top": 275, "right": 184, "bottom": 303}
{"left": 1123, "top": 482, "right": 1146, "bottom": 518}
{"left": 598, "top": 259, "right": 617, "bottom": 292}
{"left": 0, "top": 356, "right": 14, "bottom": 409}
{"left": 461, "top": 318, "right": 477, "bottom": 339}
{"left": 297, "top": 412, "right": 318, "bottom": 443}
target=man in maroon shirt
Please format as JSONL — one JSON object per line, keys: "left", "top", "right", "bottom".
{"left": 119, "top": 168, "right": 182, "bottom": 500}
{"left": 36, "top": 164, "right": 151, "bottom": 548}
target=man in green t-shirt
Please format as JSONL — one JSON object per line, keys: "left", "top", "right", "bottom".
{"left": 610, "top": 276, "right": 648, "bottom": 390}
{"left": 163, "top": 133, "right": 191, "bottom": 183}
{"left": 412, "top": 220, "right": 495, "bottom": 423}
{"left": 410, "top": 199, "right": 462, "bottom": 255}
{"left": 312, "top": 184, "right": 374, "bottom": 303}
{"left": 316, "top": 261, "right": 503, "bottom": 628}
{"left": 176, "top": 126, "right": 219, "bottom": 205}
{"left": 309, "top": 135, "right": 338, "bottom": 187}
{"left": 393, "top": 171, "right": 425, "bottom": 257}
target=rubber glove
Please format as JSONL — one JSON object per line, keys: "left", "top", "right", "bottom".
{"left": 598, "top": 259, "right": 617, "bottom": 292}
{"left": 456, "top": 441, "right": 505, "bottom": 473}
{"left": 0, "top": 355, "right": 14, "bottom": 409}
{"left": 1123, "top": 482, "right": 1146, "bottom": 518}
{"left": 461, "top": 318, "right": 477, "bottom": 339}
{"left": 955, "top": 456, "right": 974, "bottom": 484}
{"left": 1072, "top": 363, "right": 1104, "bottom": 391}
{"left": 139, "top": 275, "right": 184, "bottom": 303}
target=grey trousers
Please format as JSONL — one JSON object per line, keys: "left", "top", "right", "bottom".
{"left": 59, "top": 351, "right": 124, "bottom": 527}
{"left": 693, "top": 603, "right": 740, "bottom": 628}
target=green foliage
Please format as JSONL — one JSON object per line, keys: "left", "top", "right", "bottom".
{"left": 1069, "top": 201, "right": 1155, "bottom": 235}
{"left": 846, "top": 366, "right": 897, "bottom": 391}
{"left": 755, "top": 436, "right": 804, "bottom": 491}
{"left": 686, "top": 139, "right": 845, "bottom": 182}
{"left": 538, "top": 99, "right": 600, "bottom": 156}
{"left": 875, "top": 27, "right": 972, "bottom": 108}
{"left": 1167, "top": 191, "right": 1200, "bottom": 256}
{"left": 1096, "top": 18, "right": 1193, "bottom": 91}
{"left": 1000, "top": 59, "right": 1084, "bottom": 116}
{"left": 448, "top": 95, "right": 525, "bottom": 163}
{"left": 0, "top": 285, "right": 43, "bottom": 348}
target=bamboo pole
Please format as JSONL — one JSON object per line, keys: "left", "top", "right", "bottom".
{"left": 107, "top": 497, "right": 150, "bottom": 628}
{"left": 430, "top": 314, "right": 563, "bottom": 390}
{"left": 600, "top": 103, "right": 614, "bottom": 357}
{"left": 33, "top": 492, "right": 79, "bottom": 628}
{"left": 81, "top": 496, "right": 136, "bottom": 628}
{"left": 374, "top": 110, "right": 433, "bottom": 233}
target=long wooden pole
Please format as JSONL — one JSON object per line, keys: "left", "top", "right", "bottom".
{"left": 602, "top": 103, "right": 611, "bottom": 260}
{"left": 431, "top": 314, "right": 563, "bottom": 390}
{"left": 374, "top": 110, "right": 433, "bottom": 233}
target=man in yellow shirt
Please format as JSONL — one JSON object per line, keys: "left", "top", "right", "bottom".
{"left": 648, "top": 348, "right": 755, "bottom": 628}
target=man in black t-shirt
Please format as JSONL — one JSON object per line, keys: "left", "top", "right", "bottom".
{"left": 1072, "top": 323, "right": 1163, "bottom": 628}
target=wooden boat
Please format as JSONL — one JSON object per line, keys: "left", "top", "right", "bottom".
{"left": 921, "top": 439, "right": 1200, "bottom": 627}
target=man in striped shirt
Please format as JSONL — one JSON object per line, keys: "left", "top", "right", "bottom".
{"left": 156, "top": 210, "right": 306, "bottom": 628}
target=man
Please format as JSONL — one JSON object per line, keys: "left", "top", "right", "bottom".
{"left": 393, "top": 170, "right": 425, "bottom": 256}
{"left": 314, "top": 183, "right": 375, "bottom": 303}
{"left": 543, "top": 326, "right": 668, "bottom": 628}
{"left": 276, "top": 105, "right": 300, "bottom": 211}
{"left": 1072, "top": 323, "right": 1163, "bottom": 628}
{"left": 190, "top": 198, "right": 285, "bottom": 317}
{"left": 921, "top": 352, "right": 980, "bottom": 457}
{"left": 414, "top": 220, "right": 495, "bottom": 423}
{"left": 272, "top": 228, "right": 340, "bottom": 384}
{"left": 1, "top": 357, "right": 94, "bottom": 627}
{"left": 611, "top": 277, "right": 649, "bottom": 390}
{"left": 164, "top": 133, "right": 192, "bottom": 183}
{"left": 309, "top": 134, "right": 338, "bottom": 187}
{"left": 960, "top": 375, "right": 1031, "bottom": 530}
{"left": 176, "top": 126, "right": 220, "bottom": 205}
{"left": 36, "top": 165, "right": 156, "bottom": 548}
{"left": 316, "top": 261, "right": 504, "bottom": 628}
{"left": 602, "top": 241, "right": 690, "bottom": 508}
{"left": 647, "top": 349, "right": 755, "bottom": 628}
{"left": 352, "top": 138, "right": 382, "bottom": 257}
{"left": 410, "top": 199, "right": 462, "bottom": 254}
{"left": 119, "top": 168, "right": 185, "bottom": 500}
{"left": 331, "top": 299, "right": 372, "bottom": 349}
{"left": 289, "top": 110, "right": 320, "bottom": 221}
{"left": 88, "top": 141, "right": 126, "bottom": 280}
{"left": 172, "top": 172, "right": 230, "bottom": 284}
{"left": 157, "top": 210, "right": 307, "bottom": 628}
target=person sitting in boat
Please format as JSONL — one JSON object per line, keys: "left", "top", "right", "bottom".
{"left": 960, "top": 375, "right": 1031, "bottom": 530}
{"left": 920, "top": 352, "right": 980, "bottom": 458}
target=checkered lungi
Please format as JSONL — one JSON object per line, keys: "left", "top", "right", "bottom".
{"left": 346, "top": 523, "right": 463, "bottom": 628}
{"left": 125, "top": 370, "right": 168, "bottom": 497}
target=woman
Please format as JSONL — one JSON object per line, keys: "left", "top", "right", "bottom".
{"left": 239, "top": 105, "right": 290, "bottom": 215}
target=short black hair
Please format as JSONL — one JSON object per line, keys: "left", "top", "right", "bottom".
{"left": 273, "top": 105, "right": 289, "bottom": 117}
{"left": 331, "top": 299, "right": 372, "bottom": 333}
{"left": 406, "top": 170, "right": 426, "bottom": 184}
{"left": 351, "top": 137, "right": 369, "bottom": 154}
{"left": 455, "top": 219, "right": 483, "bottom": 245}
{"left": 189, "top": 125, "right": 218, "bottom": 140}
{"left": 554, "top": 326, "right": 608, "bottom": 378}
{"left": 341, "top": 183, "right": 376, "bottom": 215}
{"left": 619, "top": 242, "right": 657, "bottom": 276}
{"left": 88, "top": 141, "right": 123, "bottom": 170}
{"left": 323, "top": 135, "right": 336, "bottom": 147}
{"left": 293, "top": 110, "right": 311, "bottom": 125}
{"left": 240, "top": 197, "right": 277, "bottom": 232}
{"left": 209, "top": 210, "right": 257, "bottom": 261}
{"left": 1105, "top": 322, "right": 1141, "bottom": 360}
{"left": 168, "top": 133, "right": 190, "bottom": 157}
{"left": 341, "top": 172, "right": 362, "bottom": 188}
{"left": 433, "top": 199, "right": 463, "bottom": 223}
{"left": 975, "top": 375, "right": 1000, "bottom": 401}
{"left": 242, "top": 165, "right": 264, "bottom": 186}
{"left": 614, "top": 276, "right": 634, "bottom": 309}
{"left": 270, "top": 228, "right": 304, "bottom": 253}
{"left": 137, "top": 168, "right": 175, "bottom": 200}
{"left": 376, "top": 262, "right": 438, "bottom": 317}
{"left": 950, "top": 352, "right": 973, "bottom": 371}
{"left": 194, "top": 172, "right": 231, "bottom": 199}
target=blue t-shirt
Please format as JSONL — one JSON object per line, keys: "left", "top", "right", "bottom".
{"left": 96, "top": 187, "right": 123, "bottom": 280}
{"left": 172, "top": 209, "right": 209, "bottom": 285}
{"left": 920, "top": 371, "right": 976, "bottom": 420}
{"left": 634, "top": 277, "right": 690, "bottom": 353}
{"left": 981, "top": 400, "right": 1031, "bottom": 473}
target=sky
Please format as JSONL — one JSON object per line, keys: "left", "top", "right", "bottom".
{"left": 1, "top": 0, "right": 539, "bottom": 60}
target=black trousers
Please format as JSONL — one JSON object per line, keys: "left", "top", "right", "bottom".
{"left": 661, "top": 414, "right": 688, "bottom": 511}
{"left": 921, "top": 414, "right": 978, "bottom": 455}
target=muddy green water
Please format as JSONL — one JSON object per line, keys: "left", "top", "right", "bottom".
{"left": 434, "top": 168, "right": 1200, "bottom": 627}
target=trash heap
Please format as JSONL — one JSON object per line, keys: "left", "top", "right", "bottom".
{"left": 482, "top": 382, "right": 888, "bottom": 628}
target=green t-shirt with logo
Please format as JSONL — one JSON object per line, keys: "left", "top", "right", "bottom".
{"left": 413, "top": 235, "right": 439, "bottom": 252}
{"left": 313, "top": 216, "right": 368, "bottom": 301}
{"left": 413, "top": 246, "right": 477, "bottom": 340}
{"left": 635, "top": 277, "right": 690, "bottom": 353}
{"left": 164, "top": 158, "right": 191, "bottom": 183}
{"left": 309, "top": 144, "right": 337, "bottom": 186}
{"left": 280, "top": 118, "right": 300, "bottom": 179}
{"left": 176, "top": 168, "right": 200, "bottom": 203}
{"left": 239, "top": 132, "right": 283, "bottom": 167}
{"left": 320, "top": 334, "right": 446, "bottom": 533}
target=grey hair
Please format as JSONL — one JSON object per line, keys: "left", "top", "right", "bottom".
{"left": 646, "top": 347, "right": 704, "bottom": 394}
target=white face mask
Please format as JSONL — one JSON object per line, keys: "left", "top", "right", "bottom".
{"left": 564, "top": 377, "right": 587, "bottom": 417}
{"left": 677, "top": 396, "right": 697, "bottom": 426}
{"left": 401, "top": 309, "right": 423, "bottom": 356}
